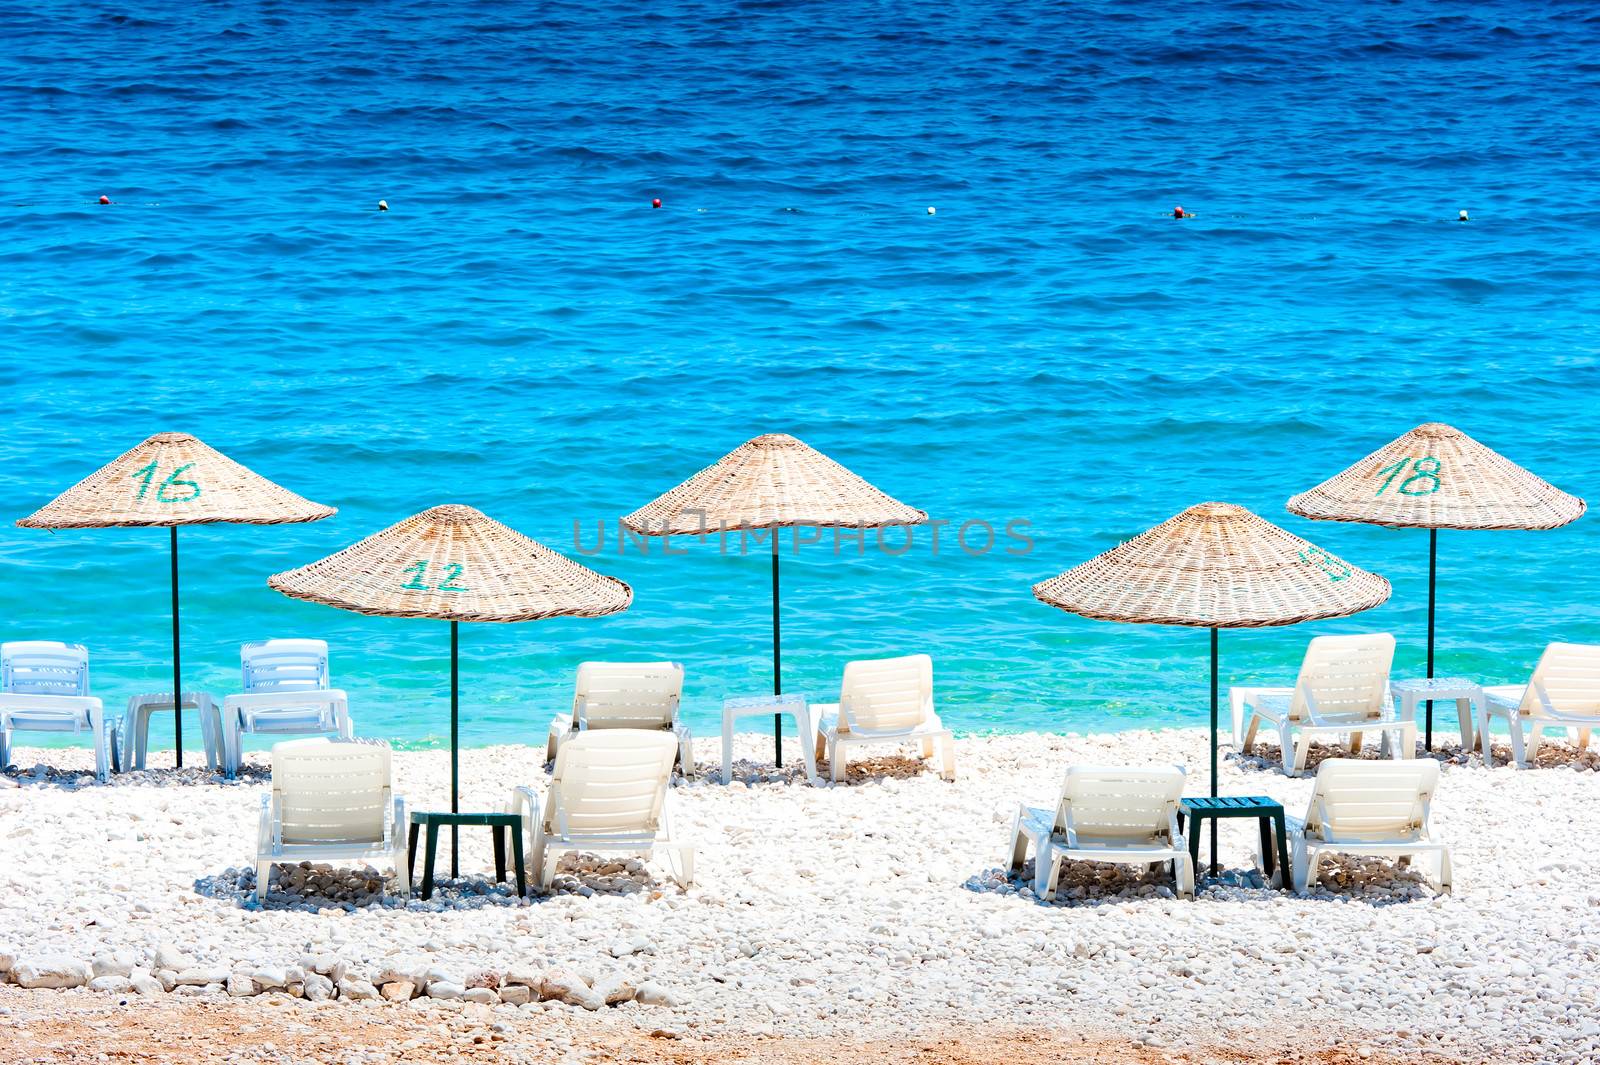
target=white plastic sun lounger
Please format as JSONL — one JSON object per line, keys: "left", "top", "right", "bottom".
{"left": 0, "top": 641, "right": 117, "bottom": 782}
{"left": 254, "top": 738, "right": 407, "bottom": 903}
{"left": 812, "top": 654, "right": 955, "bottom": 783}
{"left": 1232, "top": 633, "right": 1414, "bottom": 775}
{"left": 1477, "top": 643, "right": 1600, "bottom": 767}
{"left": 1006, "top": 765, "right": 1194, "bottom": 901}
{"left": 512, "top": 729, "right": 692, "bottom": 891}
{"left": 545, "top": 661, "right": 693, "bottom": 777}
{"left": 222, "top": 639, "right": 352, "bottom": 779}
{"left": 1288, "top": 758, "right": 1450, "bottom": 895}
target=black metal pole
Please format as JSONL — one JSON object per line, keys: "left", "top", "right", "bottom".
{"left": 1425, "top": 529, "right": 1437, "bottom": 751}
{"left": 1209, "top": 626, "right": 1219, "bottom": 877}
{"left": 771, "top": 530, "right": 783, "bottom": 767}
{"left": 170, "top": 526, "right": 183, "bottom": 769}
{"left": 450, "top": 620, "right": 459, "bottom": 879}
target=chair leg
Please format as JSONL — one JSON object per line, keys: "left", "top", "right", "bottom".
{"left": 830, "top": 737, "right": 844, "bottom": 783}
{"left": 1349, "top": 730, "right": 1363, "bottom": 755}
{"left": 1006, "top": 810, "right": 1029, "bottom": 872}
{"left": 1508, "top": 717, "right": 1528, "bottom": 767}
{"left": 1437, "top": 847, "right": 1453, "bottom": 893}
{"left": 1034, "top": 847, "right": 1062, "bottom": 900}
{"left": 255, "top": 861, "right": 273, "bottom": 903}
{"left": 1291, "top": 731, "right": 1312, "bottom": 776}
{"left": 0, "top": 722, "right": 10, "bottom": 772}
{"left": 939, "top": 733, "right": 956, "bottom": 781}
{"left": 1175, "top": 851, "right": 1195, "bottom": 900}
{"left": 1580, "top": 728, "right": 1592, "bottom": 753}
{"left": 1526, "top": 724, "right": 1543, "bottom": 765}
{"left": 1241, "top": 714, "right": 1261, "bottom": 754}
{"left": 919, "top": 736, "right": 934, "bottom": 759}
{"left": 1292, "top": 841, "right": 1313, "bottom": 894}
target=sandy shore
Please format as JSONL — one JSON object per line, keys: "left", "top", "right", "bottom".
{"left": 3, "top": 729, "right": 1599, "bottom": 1064}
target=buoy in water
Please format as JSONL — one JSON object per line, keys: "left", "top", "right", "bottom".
{"left": 1458, "top": 209, "right": 1469, "bottom": 221}
{"left": 652, "top": 198, "right": 662, "bottom": 209}
{"left": 98, "top": 195, "right": 110, "bottom": 205}
{"left": 927, "top": 206, "right": 936, "bottom": 215}
{"left": 1173, "top": 205, "right": 1186, "bottom": 219}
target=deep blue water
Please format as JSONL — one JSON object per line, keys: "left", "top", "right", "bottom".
{"left": 2, "top": 1, "right": 1598, "bottom": 752}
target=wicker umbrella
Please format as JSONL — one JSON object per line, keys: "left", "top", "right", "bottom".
{"left": 622, "top": 433, "right": 926, "bottom": 766}
{"left": 1287, "top": 423, "right": 1586, "bottom": 748}
{"left": 17, "top": 432, "right": 335, "bottom": 767}
{"left": 1033, "top": 501, "right": 1390, "bottom": 875}
{"left": 269, "top": 504, "right": 631, "bottom": 875}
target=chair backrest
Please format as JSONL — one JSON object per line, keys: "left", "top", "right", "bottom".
{"left": 573, "top": 662, "right": 683, "bottom": 730}
{"left": 1521, "top": 643, "right": 1600, "bottom": 717}
{"left": 242, "top": 639, "right": 331, "bottom": 692}
{"left": 271, "top": 738, "right": 390, "bottom": 845}
{"left": 1288, "top": 634, "right": 1394, "bottom": 723}
{"left": 547, "top": 729, "right": 677, "bottom": 838}
{"left": 1057, "top": 765, "right": 1186, "bottom": 843}
{"left": 839, "top": 654, "right": 934, "bottom": 733}
{"left": 1, "top": 641, "right": 90, "bottom": 696}
{"left": 1304, "top": 758, "right": 1439, "bottom": 842}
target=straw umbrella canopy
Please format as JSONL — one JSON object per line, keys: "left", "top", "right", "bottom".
{"left": 1287, "top": 423, "right": 1586, "bottom": 748}
{"left": 269, "top": 504, "right": 631, "bottom": 875}
{"left": 622, "top": 433, "right": 927, "bottom": 766}
{"left": 17, "top": 432, "right": 335, "bottom": 767}
{"left": 1033, "top": 501, "right": 1390, "bottom": 875}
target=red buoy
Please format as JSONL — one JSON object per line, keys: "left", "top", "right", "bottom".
{"left": 98, "top": 195, "right": 110, "bottom": 205}
{"left": 1173, "top": 205, "right": 1185, "bottom": 219}
{"left": 651, "top": 198, "right": 662, "bottom": 209}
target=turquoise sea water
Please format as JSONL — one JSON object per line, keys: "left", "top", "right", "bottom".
{"left": 2, "top": 1, "right": 1598, "bottom": 752}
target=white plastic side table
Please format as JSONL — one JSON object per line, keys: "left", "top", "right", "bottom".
{"left": 1390, "top": 677, "right": 1483, "bottom": 752}
{"left": 721, "top": 693, "right": 818, "bottom": 785}
{"left": 124, "top": 691, "right": 221, "bottom": 771}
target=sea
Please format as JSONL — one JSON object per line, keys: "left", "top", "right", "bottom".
{"left": 3, "top": 0, "right": 1598, "bottom": 752}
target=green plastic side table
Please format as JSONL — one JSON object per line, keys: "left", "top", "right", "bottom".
{"left": 1178, "top": 795, "right": 1291, "bottom": 884}
{"left": 407, "top": 811, "right": 526, "bottom": 901}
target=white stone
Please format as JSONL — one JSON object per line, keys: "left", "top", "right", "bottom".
{"left": 91, "top": 951, "right": 135, "bottom": 979}
{"left": 302, "top": 972, "right": 334, "bottom": 1002}
{"left": 14, "top": 956, "right": 89, "bottom": 989}
{"left": 427, "top": 981, "right": 465, "bottom": 1001}
{"left": 338, "top": 977, "right": 379, "bottom": 1002}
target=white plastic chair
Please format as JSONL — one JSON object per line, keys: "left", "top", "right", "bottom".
{"left": 222, "top": 639, "right": 352, "bottom": 778}
{"left": 511, "top": 729, "right": 692, "bottom": 891}
{"left": 812, "top": 654, "right": 955, "bottom": 783}
{"left": 1288, "top": 758, "right": 1450, "bottom": 894}
{"left": 0, "top": 641, "right": 116, "bottom": 783}
{"left": 1232, "top": 633, "right": 1415, "bottom": 775}
{"left": 1477, "top": 643, "right": 1600, "bottom": 767}
{"left": 254, "top": 738, "right": 407, "bottom": 903}
{"left": 1006, "top": 765, "right": 1195, "bottom": 901}
{"left": 544, "top": 661, "right": 693, "bottom": 777}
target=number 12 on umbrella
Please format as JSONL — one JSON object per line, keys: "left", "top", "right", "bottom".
{"left": 401, "top": 561, "right": 468, "bottom": 592}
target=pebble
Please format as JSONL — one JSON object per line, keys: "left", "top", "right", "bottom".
{"left": 1, "top": 730, "right": 1596, "bottom": 1058}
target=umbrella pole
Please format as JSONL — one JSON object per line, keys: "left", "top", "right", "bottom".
{"left": 451, "top": 620, "right": 460, "bottom": 879}
{"left": 1209, "top": 626, "right": 1219, "bottom": 878}
{"left": 170, "top": 527, "right": 183, "bottom": 770}
{"left": 1425, "top": 529, "right": 1437, "bottom": 751}
{"left": 771, "top": 532, "right": 783, "bottom": 768}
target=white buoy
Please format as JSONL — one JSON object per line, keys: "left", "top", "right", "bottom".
{"left": 1458, "top": 209, "right": 1469, "bottom": 221}
{"left": 378, "top": 200, "right": 389, "bottom": 212}
{"left": 926, "top": 206, "right": 936, "bottom": 215}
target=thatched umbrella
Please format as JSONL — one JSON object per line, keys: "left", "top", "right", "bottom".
{"left": 622, "top": 434, "right": 926, "bottom": 767}
{"left": 17, "top": 432, "right": 335, "bottom": 767}
{"left": 1287, "top": 423, "right": 1585, "bottom": 748}
{"left": 269, "top": 504, "right": 631, "bottom": 875}
{"left": 1033, "top": 502, "right": 1390, "bottom": 875}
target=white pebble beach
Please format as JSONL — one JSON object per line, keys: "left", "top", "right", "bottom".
{"left": 3, "top": 729, "right": 1599, "bottom": 1064}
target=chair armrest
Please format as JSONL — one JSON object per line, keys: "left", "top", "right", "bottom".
{"left": 0, "top": 693, "right": 102, "bottom": 713}
{"left": 225, "top": 689, "right": 347, "bottom": 711}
